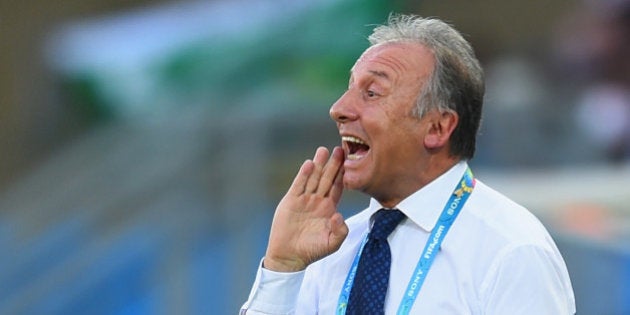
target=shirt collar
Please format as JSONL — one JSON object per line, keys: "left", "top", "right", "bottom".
{"left": 367, "top": 161, "right": 469, "bottom": 232}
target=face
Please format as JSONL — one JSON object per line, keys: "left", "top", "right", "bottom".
{"left": 329, "top": 42, "right": 436, "bottom": 205}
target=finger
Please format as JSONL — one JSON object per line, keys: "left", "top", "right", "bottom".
{"left": 288, "top": 159, "right": 314, "bottom": 196}
{"left": 329, "top": 166, "right": 344, "bottom": 204}
{"left": 304, "top": 147, "right": 329, "bottom": 193}
{"left": 317, "top": 146, "right": 344, "bottom": 196}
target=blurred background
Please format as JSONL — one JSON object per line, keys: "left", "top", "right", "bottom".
{"left": 1, "top": 0, "right": 629, "bottom": 313}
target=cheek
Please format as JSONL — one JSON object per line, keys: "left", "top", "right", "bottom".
{"left": 364, "top": 102, "right": 421, "bottom": 152}
{"left": 385, "top": 121, "right": 423, "bottom": 155}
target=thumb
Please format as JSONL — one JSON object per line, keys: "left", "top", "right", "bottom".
{"left": 328, "top": 212, "right": 349, "bottom": 251}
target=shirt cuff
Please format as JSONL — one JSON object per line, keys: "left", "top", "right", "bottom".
{"left": 241, "top": 258, "right": 305, "bottom": 314}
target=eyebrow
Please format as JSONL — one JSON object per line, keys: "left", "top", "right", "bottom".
{"left": 368, "top": 70, "right": 391, "bottom": 81}
{"left": 368, "top": 70, "right": 390, "bottom": 80}
{"left": 347, "top": 69, "right": 392, "bottom": 87}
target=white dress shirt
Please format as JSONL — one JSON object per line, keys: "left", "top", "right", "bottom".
{"left": 241, "top": 162, "right": 576, "bottom": 314}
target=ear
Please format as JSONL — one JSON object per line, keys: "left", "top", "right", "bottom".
{"left": 423, "top": 110, "right": 459, "bottom": 150}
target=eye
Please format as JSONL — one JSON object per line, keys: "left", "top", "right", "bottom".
{"left": 366, "top": 90, "right": 377, "bottom": 98}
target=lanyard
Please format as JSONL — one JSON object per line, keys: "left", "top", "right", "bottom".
{"left": 337, "top": 168, "right": 475, "bottom": 315}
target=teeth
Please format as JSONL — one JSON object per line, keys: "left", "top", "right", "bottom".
{"left": 343, "top": 136, "right": 368, "bottom": 161}
{"left": 342, "top": 136, "right": 366, "bottom": 145}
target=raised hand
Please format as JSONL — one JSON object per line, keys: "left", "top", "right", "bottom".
{"left": 263, "top": 146, "right": 348, "bottom": 272}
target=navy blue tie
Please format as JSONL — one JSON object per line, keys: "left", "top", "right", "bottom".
{"left": 347, "top": 209, "right": 406, "bottom": 315}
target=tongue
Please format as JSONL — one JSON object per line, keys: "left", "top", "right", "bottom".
{"left": 355, "top": 143, "right": 369, "bottom": 154}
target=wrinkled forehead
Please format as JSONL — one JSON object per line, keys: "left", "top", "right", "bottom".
{"left": 350, "top": 42, "right": 435, "bottom": 81}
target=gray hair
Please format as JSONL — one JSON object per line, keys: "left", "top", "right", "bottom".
{"left": 368, "top": 14, "right": 485, "bottom": 159}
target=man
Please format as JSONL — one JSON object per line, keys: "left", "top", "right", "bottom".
{"left": 241, "top": 14, "right": 575, "bottom": 314}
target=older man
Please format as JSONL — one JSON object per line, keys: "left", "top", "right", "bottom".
{"left": 241, "top": 14, "right": 575, "bottom": 314}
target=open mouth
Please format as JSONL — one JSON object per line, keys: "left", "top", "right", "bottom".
{"left": 342, "top": 136, "right": 370, "bottom": 160}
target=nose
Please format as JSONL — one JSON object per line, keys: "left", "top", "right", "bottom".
{"left": 329, "top": 91, "right": 359, "bottom": 123}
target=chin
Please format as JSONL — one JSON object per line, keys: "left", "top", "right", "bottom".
{"left": 342, "top": 173, "right": 367, "bottom": 191}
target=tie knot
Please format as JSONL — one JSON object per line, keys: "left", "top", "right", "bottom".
{"left": 370, "top": 209, "right": 406, "bottom": 240}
